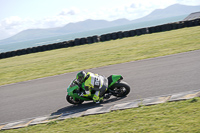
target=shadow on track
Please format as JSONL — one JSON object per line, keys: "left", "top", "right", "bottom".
{"left": 51, "top": 96, "right": 127, "bottom": 116}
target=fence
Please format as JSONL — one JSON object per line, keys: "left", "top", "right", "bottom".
{"left": 0, "top": 18, "right": 200, "bottom": 59}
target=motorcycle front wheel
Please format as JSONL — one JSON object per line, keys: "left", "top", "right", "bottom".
{"left": 66, "top": 95, "right": 84, "bottom": 105}
{"left": 110, "top": 81, "right": 130, "bottom": 97}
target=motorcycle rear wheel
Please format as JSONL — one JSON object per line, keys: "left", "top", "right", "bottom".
{"left": 110, "top": 81, "right": 130, "bottom": 97}
{"left": 66, "top": 95, "right": 84, "bottom": 105}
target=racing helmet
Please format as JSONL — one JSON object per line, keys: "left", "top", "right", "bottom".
{"left": 76, "top": 71, "right": 86, "bottom": 83}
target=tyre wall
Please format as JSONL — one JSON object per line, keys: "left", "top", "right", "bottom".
{"left": 0, "top": 18, "right": 200, "bottom": 59}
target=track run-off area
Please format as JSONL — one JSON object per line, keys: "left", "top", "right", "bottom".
{"left": 0, "top": 50, "right": 200, "bottom": 124}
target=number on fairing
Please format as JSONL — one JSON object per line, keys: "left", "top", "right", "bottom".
{"left": 94, "top": 77, "right": 100, "bottom": 87}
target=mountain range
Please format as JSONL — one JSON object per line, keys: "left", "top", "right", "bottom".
{"left": 1, "top": 4, "right": 200, "bottom": 44}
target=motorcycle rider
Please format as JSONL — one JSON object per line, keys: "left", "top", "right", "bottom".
{"left": 76, "top": 71, "right": 108, "bottom": 103}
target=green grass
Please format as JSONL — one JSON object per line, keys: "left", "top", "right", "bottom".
{"left": 0, "top": 26, "right": 200, "bottom": 86}
{"left": 1, "top": 97, "right": 200, "bottom": 133}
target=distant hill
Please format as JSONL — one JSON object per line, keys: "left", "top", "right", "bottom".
{"left": 58, "top": 19, "right": 130, "bottom": 34}
{"left": 0, "top": 19, "right": 131, "bottom": 44}
{"left": 132, "top": 4, "right": 200, "bottom": 23}
{"left": 1, "top": 4, "right": 200, "bottom": 44}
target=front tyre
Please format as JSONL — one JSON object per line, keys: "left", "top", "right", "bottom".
{"left": 66, "top": 95, "right": 84, "bottom": 105}
{"left": 110, "top": 81, "right": 130, "bottom": 97}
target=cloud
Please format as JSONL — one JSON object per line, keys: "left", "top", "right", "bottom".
{"left": 59, "top": 8, "right": 80, "bottom": 16}
{"left": 0, "top": 28, "right": 10, "bottom": 40}
{"left": 130, "top": 3, "right": 136, "bottom": 9}
{"left": 0, "top": 16, "right": 36, "bottom": 39}
{"left": 0, "top": 12, "right": 84, "bottom": 40}
{"left": 0, "top": 8, "right": 83, "bottom": 39}
{"left": 1, "top": 16, "right": 23, "bottom": 30}
{"left": 0, "top": 0, "right": 200, "bottom": 40}
{"left": 177, "top": 0, "right": 200, "bottom": 5}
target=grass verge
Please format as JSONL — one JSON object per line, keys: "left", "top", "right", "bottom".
{"left": 0, "top": 26, "right": 200, "bottom": 86}
{"left": 1, "top": 97, "right": 200, "bottom": 133}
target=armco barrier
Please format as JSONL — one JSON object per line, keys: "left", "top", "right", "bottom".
{"left": 0, "top": 18, "right": 200, "bottom": 59}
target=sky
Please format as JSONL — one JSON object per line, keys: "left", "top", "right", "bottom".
{"left": 0, "top": 0, "right": 200, "bottom": 40}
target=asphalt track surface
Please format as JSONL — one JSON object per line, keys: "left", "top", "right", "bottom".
{"left": 0, "top": 50, "right": 200, "bottom": 124}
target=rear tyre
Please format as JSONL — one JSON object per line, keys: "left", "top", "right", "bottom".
{"left": 66, "top": 95, "right": 84, "bottom": 105}
{"left": 110, "top": 81, "right": 130, "bottom": 97}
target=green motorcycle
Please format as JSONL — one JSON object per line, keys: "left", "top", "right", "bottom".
{"left": 66, "top": 75, "right": 130, "bottom": 105}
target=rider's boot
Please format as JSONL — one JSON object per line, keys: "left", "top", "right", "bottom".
{"left": 93, "top": 95, "right": 104, "bottom": 104}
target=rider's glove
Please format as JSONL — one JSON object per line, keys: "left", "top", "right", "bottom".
{"left": 79, "top": 93, "right": 84, "bottom": 97}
